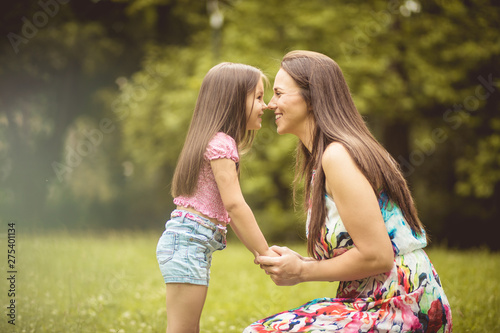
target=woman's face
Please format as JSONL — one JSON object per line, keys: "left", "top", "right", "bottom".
{"left": 269, "top": 68, "right": 312, "bottom": 138}
{"left": 246, "top": 78, "right": 267, "bottom": 130}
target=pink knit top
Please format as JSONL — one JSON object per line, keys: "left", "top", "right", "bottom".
{"left": 173, "top": 132, "right": 239, "bottom": 223}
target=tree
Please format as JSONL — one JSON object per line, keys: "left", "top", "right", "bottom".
{"left": 118, "top": 0, "right": 500, "bottom": 247}
{"left": 2, "top": 0, "right": 498, "bottom": 249}
{"left": 0, "top": 0, "right": 208, "bottom": 228}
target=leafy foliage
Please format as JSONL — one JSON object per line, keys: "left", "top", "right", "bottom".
{"left": 1, "top": 0, "right": 499, "bottom": 248}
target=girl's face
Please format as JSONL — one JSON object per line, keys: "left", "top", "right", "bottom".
{"left": 268, "top": 69, "right": 312, "bottom": 139}
{"left": 246, "top": 78, "right": 267, "bottom": 130}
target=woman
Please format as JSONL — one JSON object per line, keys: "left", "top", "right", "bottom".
{"left": 245, "top": 51, "right": 452, "bottom": 332}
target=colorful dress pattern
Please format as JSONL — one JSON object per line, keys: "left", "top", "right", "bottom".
{"left": 244, "top": 191, "right": 452, "bottom": 332}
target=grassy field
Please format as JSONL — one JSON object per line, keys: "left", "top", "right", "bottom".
{"left": 1, "top": 231, "right": 499, "bottom": 332}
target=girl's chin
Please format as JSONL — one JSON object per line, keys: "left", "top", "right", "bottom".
{"left": 247, "top": 124, "right": 262, "bottom": 131}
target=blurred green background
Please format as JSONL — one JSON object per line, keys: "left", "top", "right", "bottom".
{"left": 1, "top": 0, "right": 499, "bottom": 250}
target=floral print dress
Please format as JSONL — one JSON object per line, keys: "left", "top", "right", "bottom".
{"left": 244, "top": 192, "right": 452, "bottom": 332}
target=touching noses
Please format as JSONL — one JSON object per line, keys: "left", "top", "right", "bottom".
{"left": 261, "top": 100, "right": 268, "bottom": 110}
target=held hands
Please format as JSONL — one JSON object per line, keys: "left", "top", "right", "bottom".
{"left": 255, "top": 245, "right": 308, "bottom": 286}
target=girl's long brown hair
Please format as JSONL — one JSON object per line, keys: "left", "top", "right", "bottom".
{"left": 171, "top": 62, "right": 263, "bottom": 197}
{"left": 281, "top": 51, "right": 425, "bottom": 256}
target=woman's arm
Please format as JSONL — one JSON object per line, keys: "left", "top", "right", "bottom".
{"left": 257, "top": 143, "right": 394, "bottom": 285}
{"left": 211, "top": 158, "right": 277, "bottom": 258}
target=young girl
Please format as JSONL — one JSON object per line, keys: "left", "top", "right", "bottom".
{"left": 156, "top": 62, "right": 276, "bottom": 333}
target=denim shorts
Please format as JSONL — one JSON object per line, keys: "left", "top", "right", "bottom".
{"left": 156, "top": 210, "right": 227, "bottom": 286}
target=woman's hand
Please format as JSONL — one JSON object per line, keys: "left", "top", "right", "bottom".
{"left": 255, "top": 246, "right": 309, "bottom": 286}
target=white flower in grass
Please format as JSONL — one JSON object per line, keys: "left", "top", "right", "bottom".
{"left": 121, "top": 311, "right": 131, "bottom": 319}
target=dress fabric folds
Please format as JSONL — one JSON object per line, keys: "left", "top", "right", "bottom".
{"left": 244, "top": 191, "right": 452, "bottom": 333}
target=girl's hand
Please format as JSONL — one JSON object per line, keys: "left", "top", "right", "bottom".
{"left": 262, "top": 248, "right": 281, "bottom": 258}
{"left": 255, "top": 246, "right": 306, "bottom": 286}
{"left": 270, "top": 245, "right": 315, "bottom": 261}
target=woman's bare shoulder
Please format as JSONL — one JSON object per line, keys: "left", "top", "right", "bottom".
{"left": 322, "top": 142, "right": 353, "bottom": 170}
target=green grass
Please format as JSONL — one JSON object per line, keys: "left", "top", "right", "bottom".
{"left": 1, "top": 231, "right": 499, "bottom": 332}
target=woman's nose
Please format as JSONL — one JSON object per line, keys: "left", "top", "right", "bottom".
{"left": 267, "top": 99, "right": 277, "bottom": 110}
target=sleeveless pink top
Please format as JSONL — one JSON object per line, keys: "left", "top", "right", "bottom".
{"left": 173, "top": 132, "right": 239, "bottom": 223}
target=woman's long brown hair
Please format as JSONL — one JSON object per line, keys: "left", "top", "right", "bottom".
{"left": 281, "top": 51, "right": 425, "bottom": 256}
{"left": 171, "top": 62, "right": 263, "bottom": 197}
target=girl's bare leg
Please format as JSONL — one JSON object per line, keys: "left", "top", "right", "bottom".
{"left": 165, "top": 283, "right": 208, "bottom": 333}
